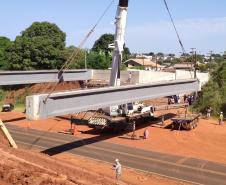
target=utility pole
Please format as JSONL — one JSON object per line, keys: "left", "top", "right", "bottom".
{"left": 84, "top": 49, "right": 87, "bottom": 69}
{"left": 209, "top": 50, "right": 213, "bottom": 65}
{"left": 191, "top": 48, "right": 197, "bottom": 79}
{"left": 155, "top": 58, "right": 158, "bottom": 71}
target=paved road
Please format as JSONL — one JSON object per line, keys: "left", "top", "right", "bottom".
{"left": 7, "top": 124, "right": 226, "bottom": 185}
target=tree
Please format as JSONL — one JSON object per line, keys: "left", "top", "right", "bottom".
{"left": 8, "top": 22, "right": 66, "bottom": 70}
{"left": 92, "top": 33, "right": 131, "bottom": 62}
{"left": 87, "top": 51, "right": 111, "bottom": 69}
{"left": 0, "top": 37, "right": 12, "bottom": 69}
{"left": 62, "top": 46, "right": 86, "bottom": 69}
{"left": 92, "top": 34, "right": 114, "bottom": 55}
{"left": 156, "top": 52, "right": 164, "bottom": 57}
{"left": 193, "top": 61, "right": 226, "bottom": 116}
{"left": 123, "top": 45, "right": 131, "bottom": 62}
{"left": 148, "top": 52, "right": 155, "bottom": 56}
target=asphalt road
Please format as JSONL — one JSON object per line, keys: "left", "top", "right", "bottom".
{"left": 7, "top": 124, "right": 226, "bottom": 185}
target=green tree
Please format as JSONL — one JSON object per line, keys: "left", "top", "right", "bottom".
{"left": 193, "top": 61, "right": 226, "bottom": 116}
{"left": 123, "top": 45, "right": 131, "bottom": 62}
{"left": 8, "top": 22, "right": 66, "bottom": 70}
{"left": 0, "top": 37, "right": 12, "bottom": 69}
{"left": 87, "top": 51, "right": 111, "bottom": 69}
{"left": 92, "top": 34, "right": 114, "bottom": 55}
{"left": 92, "top": 33, "right": 131, "bottom": 62}
{"left": 197, "top": 64, "right": 208, "bottom": 72}
{"left": 156, "top": 52, "right": 164, "bottom": 57}
{"left": 148, "top": 52, "right": 155, "bottom": 56}
{"left": 62, "top": 46, "right": 86, "bottom": 69}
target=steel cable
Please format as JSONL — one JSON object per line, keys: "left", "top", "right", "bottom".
{"left": 43, "top": 0, "right": 116, "bottom": 103}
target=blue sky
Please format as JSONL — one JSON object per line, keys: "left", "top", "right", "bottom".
{"left": 0, "top": 0, "right": 226, "bottom": 54}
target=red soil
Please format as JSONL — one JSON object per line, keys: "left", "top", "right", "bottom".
{"left": 3, "top": 81, "right": 82, "bottom": 103}
{"left": 0, "top": 96, "right": 225, "bottom": 184}
{"left": 1, "top": 107, "right": 226, "bottom": 164}
{"left": 0, "top": 126, "right": 191, "bottom": 185}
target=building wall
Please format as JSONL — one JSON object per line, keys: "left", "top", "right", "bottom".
{"left": 91, "top": 70, "right": 139, "bottom": 84}
{"left": 175, "top": 70, "right": 209, "bottom": 89}
{"left": 91, "top": 69, "right": 209, "bottom": 87}
{"left": 138, "top": 70, "right": 175, "bottom": 83}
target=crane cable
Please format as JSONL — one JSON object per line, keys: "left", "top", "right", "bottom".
{"left": 163, "top": 0, "right": 186, "bottom": 54}
{"left": 59, "top": 0, "right": 116, "bottom": 72}
{"left": 43, "top": 0, "right": 116, "bottom": 103}
{"left": 163, "top": 0, "right": 193, "bottom": 78}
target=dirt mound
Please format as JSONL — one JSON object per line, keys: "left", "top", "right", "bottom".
{"left": 0, "top": 147, "right": 120, "bottom": 185}
{"left": 0, "top": 145, "right": 191, "bottom": 185}
{"left": 0, "top": 130, "right": 10, "bottom": 148}
{"left": 3, "top": 81, "right": 82, "bottom": 104}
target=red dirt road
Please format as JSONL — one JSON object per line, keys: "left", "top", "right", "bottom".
{"left": 0, "top": 132, "right": 190, "bottom": 185}
{"left": 1, "top": 109, "right": 226, "bottom": 164}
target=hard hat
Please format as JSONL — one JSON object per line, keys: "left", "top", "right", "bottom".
{"left": 115, "top": 158, "right": 119, "bottom": 162}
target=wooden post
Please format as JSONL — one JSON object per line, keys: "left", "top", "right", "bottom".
{"left": 0, "top": 120, "right": 18, "bottom": 149}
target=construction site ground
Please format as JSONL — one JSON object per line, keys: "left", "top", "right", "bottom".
{"left": 0, "top": 124, "right": 191, "bottom": 185}
{"left": 1, "top": 109, "right": 226, "bottom": 164}
{"left": 0, "top": 97, "right": 226, "bottom": 184}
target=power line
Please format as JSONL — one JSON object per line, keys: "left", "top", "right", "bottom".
{"left": 43, "top": 0, "right": 116, "bottom": 103}
{"left": 163, "top": 0, "right": 186, "bottom": 54}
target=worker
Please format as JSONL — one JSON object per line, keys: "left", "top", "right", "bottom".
{"left": 113, "top": 158, "right": 122, "bottom": 181}
{"left": 183, "top": 94, "right": 187, "bottom": 102}
{"left": 219, "top": 112, "right": 224, "bottom": 125}
{"left": 143, "top": 128, "right": 149, "bottom": 139}
{"left": 161, "top": 115, "right": 165, "bottom": 126}
{"left": 187, "top": 95, "right": 192, "bottom": 105}
{"left": 128, "top": 72, "right": 132, "bottom": 84}
{"left": 131, "top": 121, "right": 136, "bottom": 139}
{"left": 206, "top": 106, "right": 212, "bottom": 119}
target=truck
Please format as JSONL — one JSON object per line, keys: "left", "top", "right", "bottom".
{"left": 88, "top": 102, "right": 155, "bottom": 130}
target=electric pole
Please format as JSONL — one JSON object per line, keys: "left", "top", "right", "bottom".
{"left": 85, "top": 49, "right": 87, "bottom": 69}
{"left": 191, "top": 48, "right": 197, "bottom": 79}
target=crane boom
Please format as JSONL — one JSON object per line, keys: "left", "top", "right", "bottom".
{"left": 109, "top": 0, "right": 129, "bottom": 86}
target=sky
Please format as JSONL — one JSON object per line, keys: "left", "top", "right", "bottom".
{"left": 0, "top": 0, "right": 226, "bottom": 54}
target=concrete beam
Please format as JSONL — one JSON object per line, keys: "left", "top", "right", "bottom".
{"left": 0, "top": 120, "right": 18, "bottom": 148}
{"left": 26, "top": 79, "right": 199, "bottom": 120}
{"left": 0, "top": 70, "right": 92, "bottom": 86}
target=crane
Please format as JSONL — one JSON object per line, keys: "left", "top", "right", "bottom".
{"left": 109, "top": 0, "right": 129, "bottom": 87}
{"left": 26, "top": 0, "right": 199, "bottom": 124}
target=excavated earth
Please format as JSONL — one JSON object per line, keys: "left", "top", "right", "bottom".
{"left": 0, "top": 131, "right": 191, "bottom": 185}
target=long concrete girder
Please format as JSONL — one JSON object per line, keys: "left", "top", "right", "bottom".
{"left": 0, "top": 70, "right": 92, "bottom": 86}
{"left": 26, "top": 79, "right": 199, "bottom": 120}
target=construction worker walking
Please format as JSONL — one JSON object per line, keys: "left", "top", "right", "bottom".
{"left": 128, "top": 72, "right": 132, "bottom": 84}
{"left": 113, "top": 158, "right": 122, "bottom": 181}
{"left": 206, "top": 106, "right": 212, "bottom": 119}
{"left": 219, "top": 112, "right": 224, "bottom": 125}
{"left": 131, "top": 121, "right": 136, "bottom": 139}
{"left": 143, "top": 128, "right": 149, "bottom": 139}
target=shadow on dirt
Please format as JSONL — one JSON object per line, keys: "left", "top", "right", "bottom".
{"left": 42, "top": 112, "right": 177, "bottom": 156}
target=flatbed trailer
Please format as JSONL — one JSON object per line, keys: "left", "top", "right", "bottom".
{"left": 88, "top": 112, "right": 153, "bottom": 130}
{"left": 155, "top": 103, "right": 188, "bottom": 111}
{"left": 171, "top": 114, "right": 200, "bottom": 130}
{"left": 87, "top": 103, "right": 189, "bottom": 130}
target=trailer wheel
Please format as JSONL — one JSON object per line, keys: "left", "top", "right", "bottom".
{"left": 193, "top": 120, "right": 198, "bottom": 128}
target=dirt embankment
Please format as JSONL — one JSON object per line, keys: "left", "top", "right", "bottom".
{"left": 0, "top": 140, "right": 190, "bottom": 185}
{"left": 0, "top": 147, "right": 116, "bottom": 185}
{"left": 0, "top": 119, "right": 191, "bottom": 185}
{"left": 2, "top": 81, "right": 82, "bottom": 104}
{"left": 0, "top": 130, "right": 10, "bottom": 147}
{"left": 0, "top": 131, "right": 118, "bottom": 185}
